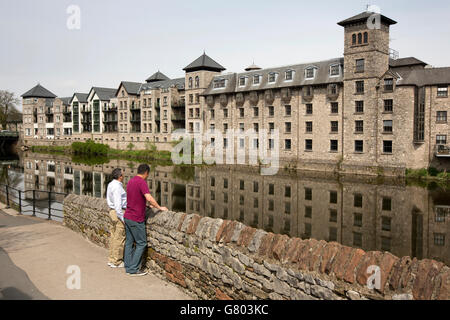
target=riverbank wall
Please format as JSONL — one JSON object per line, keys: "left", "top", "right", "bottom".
{"left": 63, "top": 194, "right": 449, "bottom": 300}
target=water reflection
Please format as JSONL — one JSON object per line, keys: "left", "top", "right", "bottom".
{"left": 7, "top": 152, "right": 450, "bottom": 266}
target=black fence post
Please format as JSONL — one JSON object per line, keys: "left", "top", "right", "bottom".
{"left": 18, "top": 190, "right": 22, "bottom": 214}
{"left": 5, "top": 185, "right": 10, "bottom": 209}
{"left": 32, "top": 190, "right": 36, "bottom": 217}
{"left": 48, "top": 191, "right": 51, "bottom": 220}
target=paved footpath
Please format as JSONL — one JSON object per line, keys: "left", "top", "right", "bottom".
{"left": 0, "top": 203, "right": 191, "bottom": 300}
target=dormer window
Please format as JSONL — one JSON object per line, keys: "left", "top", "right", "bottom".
{"left": 253, "top": 75, "right": 261, "bottom": 85}
{"left": 285, "top": 70, "right": 294, "bottom": 81}
{"left": 213, "top": 79, "right": 226, "bottom": 89}
{"left": 305, "top": 67, "right": 316, "bottom": 79}
{"left": 268, "top": 73, "right": 277, "bottom": 83}
{"left": 329, "top": 64, "right": 340, "bottom": 77}
{"left": 239, "top": 77, "right": 247, "bottom": 87}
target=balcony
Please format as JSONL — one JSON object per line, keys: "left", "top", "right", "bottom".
{"left": 130, "top": 117, "right": 141, "bottom": 123}
{"left": 63, "top": 108, "right": 71, "bottom": 115}
{"left": 103, "top": 106, "right": 118, "bottom": 112}
{"left": 436, "top": 145, "right": 450, "bottom": 158}
{"left": 172, "top": 101, "right": 186, "bottom": 108}
{"left": 45, "top": 109, "right": 54, "bottom": 115}
{"left": 103, "top": 118, "right": 118, "bottom": 123}
{"left": 171, "top": 114, "right": 185, "bottom": 121}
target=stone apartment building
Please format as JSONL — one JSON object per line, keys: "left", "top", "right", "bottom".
{"left": 21, "top": 10, "right": 450, "bottom": 172}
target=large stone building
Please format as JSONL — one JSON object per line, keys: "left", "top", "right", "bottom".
{"left": 21, "top": 10, "right": 450, "bottom": 172}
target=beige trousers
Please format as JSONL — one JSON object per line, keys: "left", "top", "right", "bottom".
{"left": 108, "top": 210, "right": 125, "bottom": 265}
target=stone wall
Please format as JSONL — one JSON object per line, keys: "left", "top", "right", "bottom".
{"left": 63, "top": 194, "right": 449, "bottom": 300}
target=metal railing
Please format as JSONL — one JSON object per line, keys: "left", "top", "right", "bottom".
{"left": 0, "top": 184, "right": 68, "bottom": 222}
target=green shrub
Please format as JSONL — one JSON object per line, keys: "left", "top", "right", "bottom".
{"left": 71, "top": 140, "right": 109, "bottom": 156}
{"left": 428, "top": 167, "right": 440, "bottom": 177}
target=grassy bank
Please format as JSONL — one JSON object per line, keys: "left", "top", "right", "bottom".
{"left": 406, "top": 168, "right": 450, "bottom": 181}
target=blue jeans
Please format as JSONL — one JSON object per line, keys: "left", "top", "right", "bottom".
{"left": 124, "top": 218, "right": 147, "bottom": 274}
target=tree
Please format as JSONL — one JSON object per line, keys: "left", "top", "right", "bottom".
{"left": 0, "top": 90, "right": 20, "bottom": 130}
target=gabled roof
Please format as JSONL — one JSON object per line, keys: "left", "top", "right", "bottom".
{"left": 70, "top": 93, "right": 89, "bottom": 104}
{"left": 337, "top": 11, "right": 397, "bottom": 27}
{"left": 183, "top": 53, "right": 226, "bottom": 72}
{"left": 389, "top": 57, "right": 427, "bottom": 68}
{"left": 116, "top": 81, "right": 143, "bottom": 96}
{"left": 140, "top": 78, "right": 185, "bottom": 92}
{"left": 21, "top": 84, "right": 57, "bottom": 99}
{"left": 59, "top": 97, "right": 72, "bottom": 106}
{"left": 89, "top": 87, "right": 117, "bottom": 101}
{"left": 146, "top": 71, "right": 170, "bottom": 83}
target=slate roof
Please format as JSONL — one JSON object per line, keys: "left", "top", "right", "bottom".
{"left": 396, "top": 67, "right": 450, "bottom": 87}
{"left": 337, "top": 11, "right": 397, "bottom": 26}
{"left": 389, "top": 57, "right": 427, "bottom": 68}
{"left": 117, "top": 81, "right": 144, "bottom": 96}
{"left": 70, "top": 93, "right": 89, "bottom": 104}
{"left": 59, "top": 97, "right": 72, "bottom": 105}
{"left": 140, "top": 78, "right": 185, "bottom": 92}
{"left": 183, "top": 53, "right": 226, "bottom": 72}
{"left": 21, "top": 84, "right": 57, "bottom": 99}
{"left": 89, "top": 87, "right": 117, "bottom": 101}
{"left": 146, "top": 71, "right": 170, "bottom": 83}
{"left": 202, "top": 58, "right": 344, "bottom": 96}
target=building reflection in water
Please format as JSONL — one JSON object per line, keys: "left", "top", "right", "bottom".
{"left": 21, "top": 152, "right": 450, "bottom": 266}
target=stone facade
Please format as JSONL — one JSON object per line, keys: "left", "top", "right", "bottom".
{"left": 21, "top": 10, "right": 450, "bottom": 173}
{"left": 63, "top": 194, "right": 449, "bottom": 300}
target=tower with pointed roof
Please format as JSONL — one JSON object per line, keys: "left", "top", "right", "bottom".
{"left": 21, "top": 84, "right": 57, "bottom": 141}
{"left": 183, "top": 52, "right": 225, "bottom": 135}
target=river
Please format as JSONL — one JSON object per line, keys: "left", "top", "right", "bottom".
{"left": 1, "top": 151, "right": 449, "bottom": 266}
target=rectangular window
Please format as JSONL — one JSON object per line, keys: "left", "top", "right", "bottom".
{"left": 384, "top": 99, "right": 393, "bottom": 113}
{"left": 382, "top": 198, "right": 392, "bottom": 211}
{"left": 330, "top": 65, "right": 340, "bottom": 76}
{"left": 305, "top": 68, "right": 315, "bottom": 79}
{"left": 285, "top": 105, "right": 291, "bottom": 116}
{"left": 305, "top": 206, "right": 312, "bottom": 218}
{"left": 356, "top": 81, "right": 364, "bottom": 94}
{"left": 382, "top": 216, "right": 392, "bottom": 231}
{"left": 239, "top": 108, "right": 244, "bottom": 118}
{"left": 269, "top": 122, "right": 274, "bottom": 133}
{"left": 331, "top": 102, "right": 339, "bottom": 114}
{"left": 355, "top": 140, "right": 364, "bottom": 153}
{"left": 354, "top": 194, "right": 363, "bottom": 208}
{"left": 240, "top": 180, "right": 245, "bottom": 190}
{"left": 223, "top": 109, "right": 228, "bottom": 118}
{"left": 330, "top": 191, "right": 338, "bottom": 204}
{"left": 306, "top": 104, "right": 313, "bottom": 115}
{"left": 434, "top": 234, "right": 446, "bottom": 246}
{"left": 437, "top": 85, "right": 448, "bottom": 97}
{"left": 305, "top": 139, "right": 313, "bottom": 151}
{"left": 285, "top": 186, "right": 291, "bottom": 198}
{"left": 268, "top": 73, "right": 276, "bottom": 83}
{"left": 285, "top": 122, "right": 291, "bottom": 134}
{"left": 356, "top": 59, "right": 365, "bottom": 73}
{"left": 384, "top": 79, "right": 394, "bottom": 92}
{"left": 355, "top": 101, "right": 364, "bottom": 113}
{"left": 436, "top": 135, "right": 447, "bottom": 145}
{"left": 253, "top": 107, "right": 259, "bottom": 117}
{"left": 330, "top": 209, "right": 338, "bottom": 223}
{"left": 437, "top": 111, "right": 447, "bottom": 122}
{"left": 355, "top": 120, "right": 364, "bottom": 133}
{"left": 239, "top": 77, "right": 246, "bottom": 86}
{"left": 253, "top": 182, "right": 259, "bottom": 193}
{"left": 268, "top": 106, "right": 274, "bottom": 117}
{"left": 383, "top": 120, "right": 393, "bottom": 133}
{"left": 306, "top": 121, "right": 313, "bottom": 133}
{"left": 331, "top": 121, "right": 339, "bottom": 133}
{"left": 305, "top": 188, "right": 312, "bottom": 201}
{"left": 268, "top": 184, "right": 274, "bottom": 195}
{"left": 285, "top": 139, "right": 292, "bottom": 150}
{"left": 330, "top": 140, "right": 338, "bottom": 152}
{"left": 285, "top": 70, "right": 293, "bottom": 81}
{"left": 383, "top": 141, "right": 393, "bottom": 154}
{"left": 253, "top": 75, "right": 260, "bottom": 85}
{"left": 354, "top": 213, "right": 363, "bottom": 227}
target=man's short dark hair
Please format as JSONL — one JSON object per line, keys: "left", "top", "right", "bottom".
{"left": 112, "top": 168, "right": 122, "bottom": 180}
{"left": 137, "top": 164, "right": 150, "bottom": 175}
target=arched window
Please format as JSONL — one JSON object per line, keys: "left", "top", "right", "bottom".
{"left": 352, "top": 34, "right": 357, "bottom": 45}
{"left": 363, "top": 32, "right": 368, "bottom": 44}
{"left": 358, "top": 33, "right": 362, "bottom": 44}
{"left": 188, "top": 77, "right": 193, "bottom": 89}
{"left": 195, "top": 76, "right": 200, "bottom": 88}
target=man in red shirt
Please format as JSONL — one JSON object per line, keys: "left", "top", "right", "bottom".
{"left": 124, "top": 164, "right": 168, "bottom": 276}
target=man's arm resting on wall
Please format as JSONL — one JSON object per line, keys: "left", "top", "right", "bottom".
{"left": 144, "top": 193, "right": 168, "bottom": 211}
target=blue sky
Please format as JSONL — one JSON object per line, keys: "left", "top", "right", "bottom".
{"left": 1, "top": 0, "right": 450, "bottom": 106}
